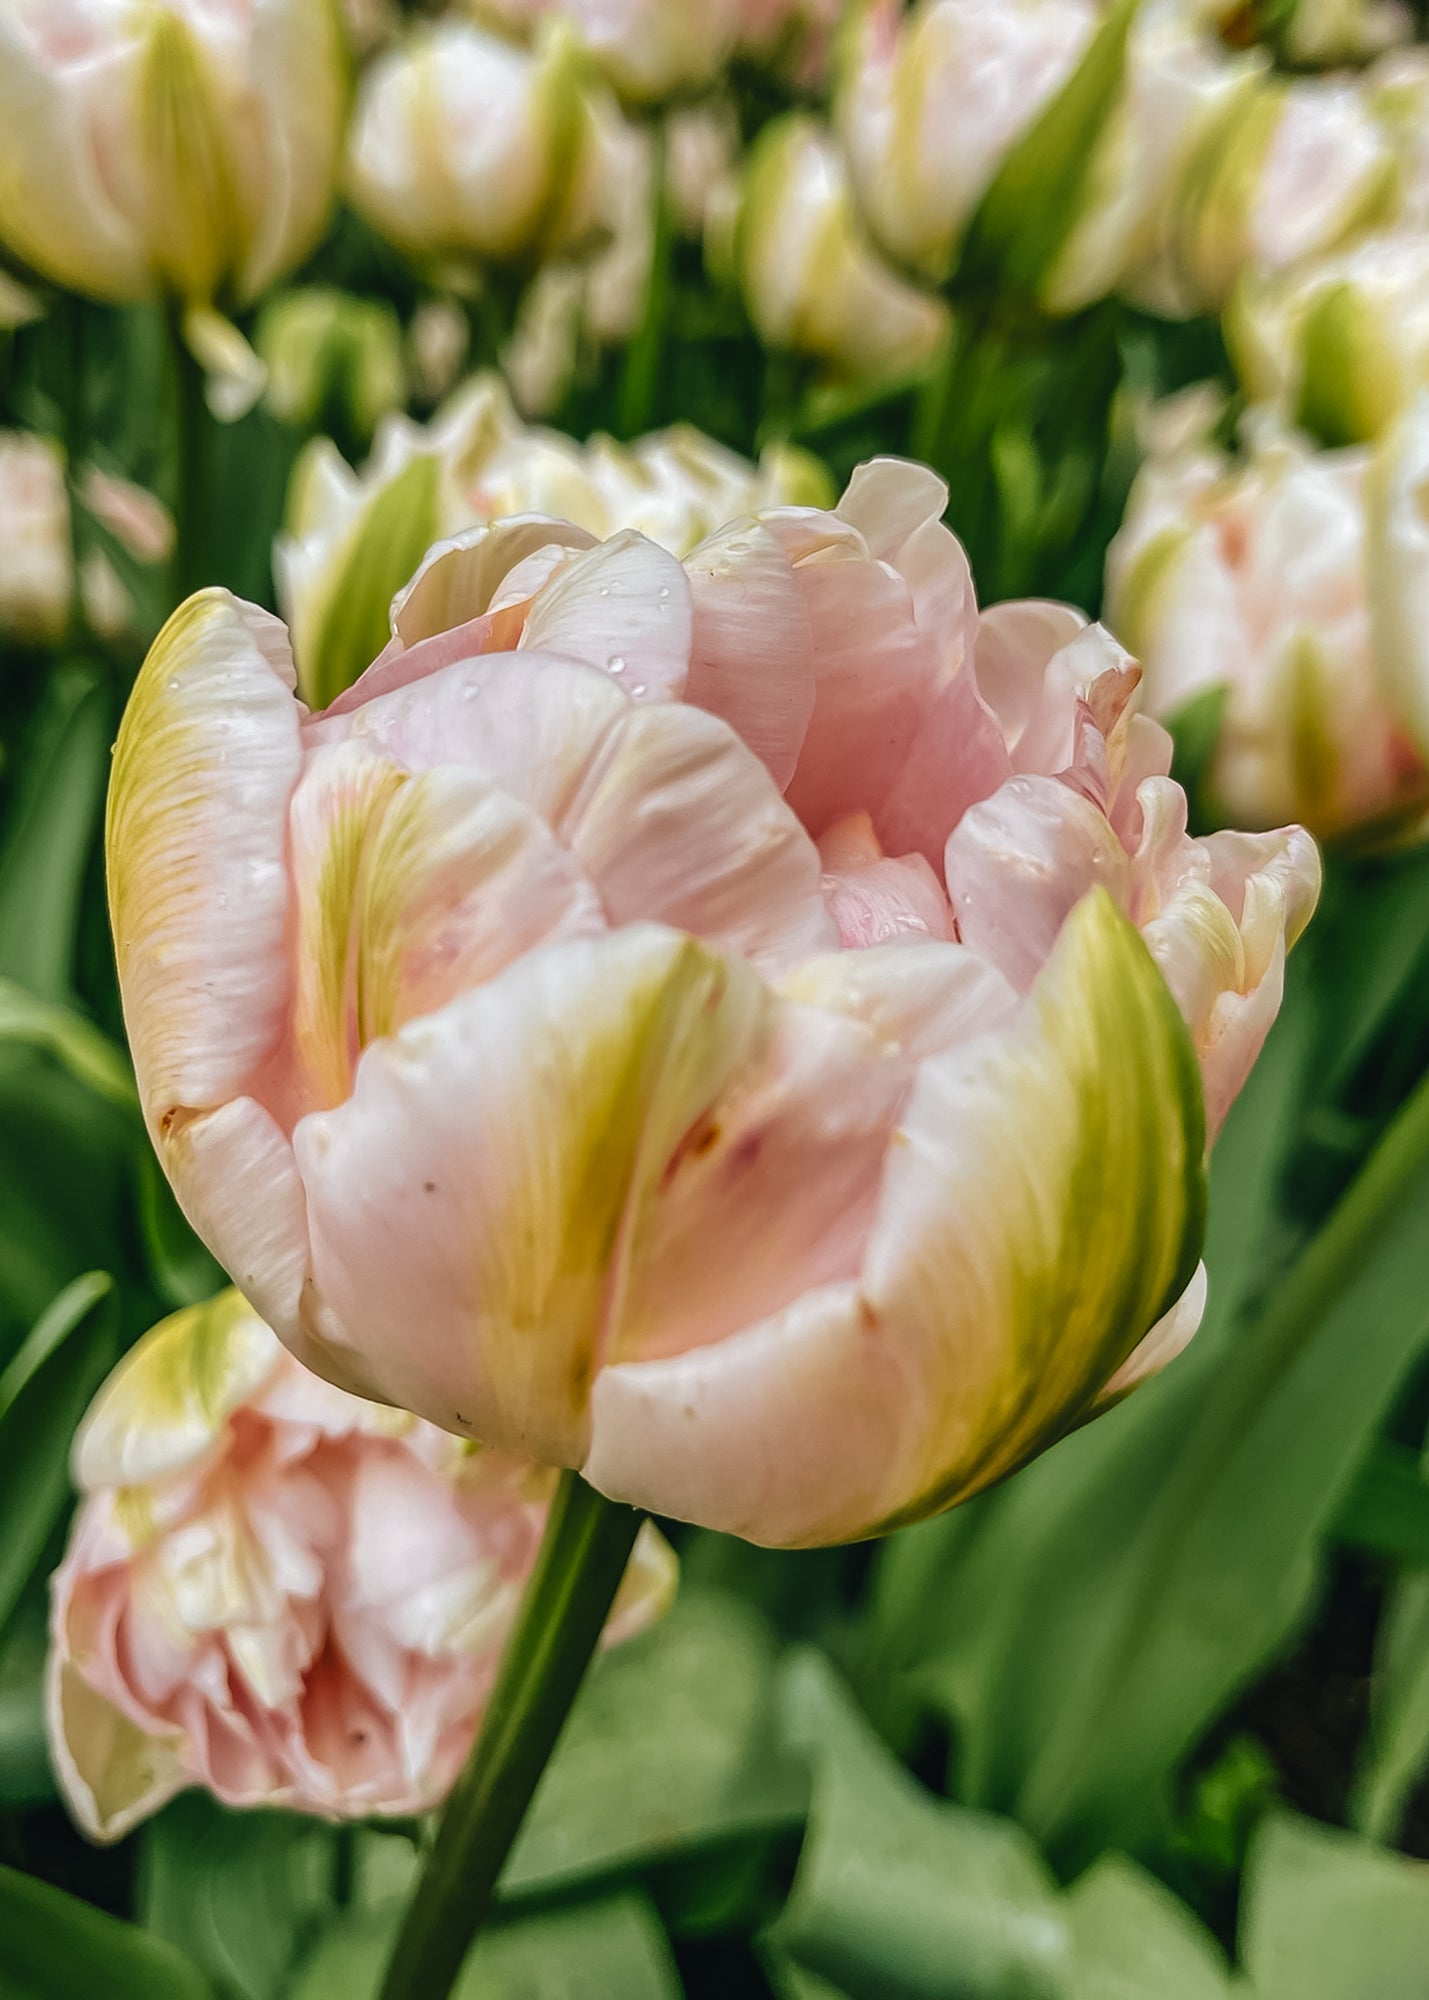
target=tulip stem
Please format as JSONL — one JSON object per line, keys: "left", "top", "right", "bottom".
{"left": 166, "top": 305, "right": 209, "bottom": 605}
{"left": 377, "top": 1471, "right": 643, "bottom": 2000}
{"left": 617, "top": 123, "right": 672, "bottom": 439}
{"left": 61, "top": 296, "right": 90, "bottom": 650}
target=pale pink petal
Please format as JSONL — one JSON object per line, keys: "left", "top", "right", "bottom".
{"left": 683, "top": 519, "right": 815, "bottom": 789}
{"left": 973, "top": 599, "right": 1087, "bottom": 751}
{"left": 519, "top": 531, "right": 693, "bottom": 702}
{"left": 779, "top": 942, "right": 1019, "bottom": 1062}
{"left": 945, "top": 775, "right": 1130, "bottom": 991}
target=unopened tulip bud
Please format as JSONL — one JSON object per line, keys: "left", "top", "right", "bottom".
{"left": 1169, "top": 72, "right": 1395, "bottom": 312}
{"left": 837, "top": 0, "right": 1100, "bottom": 282}
{"left": 108, "top": 459, "right": 1317, "bottom": 1548}
{"left": 0, "top": 0, "right": 347, "bottom": 309}
{"left": 47, "top": 1291, "right": 675, "bottom": 1840}
{"left": 1107, "top": 410, "right": 1429, "bottom": 841}
{"left": 1281, "top": 0, "right": 1410, "bottom": 66}
{"left": 346, "top": 19, "right": 633, "bottom": 271}
{"left": 258, "top": 289, "right": 408, "bottom": 445}
{"left": 726, "top": 115, "right": 949, "bottom": 379}
{"left": 1229, "top": 230, "right": 1429, "bottom": 446}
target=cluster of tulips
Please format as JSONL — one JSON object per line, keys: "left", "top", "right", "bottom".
{"left": 2, "top": 1, "right": 1428, "bottom": 1995}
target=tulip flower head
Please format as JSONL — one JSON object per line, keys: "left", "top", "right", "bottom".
{"left": 0, "top": 431, "right": 171, "bottom": 645}
{"left": 0, "top": 0, "right": 347, "bottom": 309}
{"left": 108, "top": 459, "right": 1318, "bottom": 1548}
{"left": 472, "top": 0, "right": 743, "bottom": 103}
{"left": 719, "top": 114, "right": 949, "bottom": 380}
{"left": 1106, "top": 408, "right": 1429, "bottom": 842}
{"left": 48, "top": 1290, "right": 675, "bottom": 1840}
{"left": 346, "top": 18, "right": 638, "bottom": 271}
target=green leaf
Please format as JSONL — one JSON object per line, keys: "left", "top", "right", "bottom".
{"left": 139, "top": 1795, "right": 342, "bottom": 2000}
{"left": 0, "top": 662, "right": 112, "bottom": 1002}
{"left": 960, "top": 0, "right": 1139, "bottom": 294}
{"left": 1242, "top": 1812, "right": 1429, "bottom": 2000}
{"left": 1352, "top": 1428, "right": 1429, "bottom": 1844}
{"left": 764, "top": 1651, "right": 1068, "bottom": 2000}
{"left": 1166, "top": 685, "right": 1230, "bottom": 822}
{"left": 0, "top": 1270, "right": 116, "bottom": 1631}
{"left": 0, "top": 978, "right": 138, "bottom": 1115}
{"left": 298, "top": 451, "right": 440, "bottom": 709}
{"left": 1330, "top": 1441, "right": 1429, "bottom": 1565}
{"left": 0, "top": 1583, "right": 54, "bottom": 1806}
{"left": 292, "top": 1892, "right": 683, "bottom": 2000}
{"left": 1062, "top": 1856, "right": 1232, "bottom": 1999}
{"left": 0, "top": 1863, "right": 215, "bottom": 2000}
{"left": 504, "top": 1590, "right": 807, "bottom": 1903}
{"left": 862, "top": 992, "right": 1429, "bottom": 1871}
{"left": 138, "top": 1148, "right": 225, "bottom": 1309}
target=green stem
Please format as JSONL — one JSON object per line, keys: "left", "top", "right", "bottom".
{"left": 617, "top": 122, "right": 672, "bottom": 439}
{"left": 166, "top": 305, "right": 209, "bottom": 605}
{"left": 378, "top": 1472, "right": 642, "bottom": 2000}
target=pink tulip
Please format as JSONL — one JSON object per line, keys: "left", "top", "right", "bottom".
{"left": 106, "top": 459, "right": 1319, "bottom": 1548}
{"left": 47, "top": 1291, "right": 675, "bottom": 1840}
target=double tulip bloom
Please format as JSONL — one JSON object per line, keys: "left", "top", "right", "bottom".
{"left": 1106, "top": 403, "right": 1429, "bottom": 843}
{"left": 49, "top": 1291, "right": 674, "bottom": 1840}
{"left": 107, "top": 458, "right": 1318, "bottom": 1549}
{"left": 0, "top": 0, "right": 345, "bottom": 311}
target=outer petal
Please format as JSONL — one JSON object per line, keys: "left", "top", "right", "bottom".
{"left": 239, "top": 0, "right": 348, "bottom": 300}
{"left": 779, "top": 942, "right": 1019, "bottom": 1062}
{"left": 683, "top": 519, "right": 815, "bottom": 789}
{"left": 73, "top": 1292, "right": 280, "bottom": 1494}
{"left": 293, "top": 927, "right": 766, "bottom": 1464}
{"left": 518, "top": 530, "right": 693, "bottom": 701}
{"left": 107, "top": 592, "right": 301, "bottom": 1127}
{"left": 1089, "top": 1261, "right": 1208, "bottom": 1414}
{"left": 585, "top": 891, "right": 1206, "bottom": 1545}
{"left": 161, "top": 1100, "right": 312, "bottom": 1344}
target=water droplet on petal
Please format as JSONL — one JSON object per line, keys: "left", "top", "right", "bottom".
{"left": 607, "top": 655, "right": 626, "bottom": 675}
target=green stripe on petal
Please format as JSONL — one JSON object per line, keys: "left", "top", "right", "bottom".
{"left": 865, "top": 886, "right": 1206, "bottom": 1533}
{"left": 73, "top": 1290, "right": 280, "bottom": 1499}
{"left": 298, "top": 453, "right": 441, "bottom": 710}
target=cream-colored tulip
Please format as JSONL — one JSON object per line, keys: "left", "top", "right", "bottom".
{"left": 722, "top": 115, "right": 949, "bottom": 379}
{"left": 346, "top": 18, "right": 633, "bottom": 271}
{"left": 0, "top": 432, "right": 170, "bottom": 646}
{"left": 276, "top": 373, "right": 830, "bottom": 707}
{"left": 0, "top": 0, "right": 346, "bottom": 308}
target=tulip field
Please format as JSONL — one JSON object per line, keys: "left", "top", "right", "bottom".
{"left": 7, "top": 1, "right": 1429, "bottom": 1996}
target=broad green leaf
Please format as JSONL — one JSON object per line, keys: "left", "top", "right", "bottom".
{"left": 764, "top": 1651, "right": 1068, "bottom": 2000}
{"left": 0, "top": 662, "right": 112, "bottom": 1002}
{"left": 140, "top": 1796, "right": 341, "bottom": 2000}
{"left": 0, "top": 1863, "right": 214, "bottom": 2000}
{"left": 1062, "top": 1856, "right": 1232, "bottom": 1999}
{"left": 1330, "top": 1441, "right": 1429, "bottom": 1566}
{"left": 0, "top": 1270, "right": 116, "bottom": 1630}
{"left": 0, "top": 978, "right": 137, "bottom": 1115}
{"left": 505, "top": 1590, "right": 807, "bottom": 1901}
{"left": 863, "top": 991, "right": 1429, "bottom": 1871}
{"left": 291, "top": 1891, "right": 683, "bottom": 2000}
{"left": 138, "top": 1149, "right": 225, "bottom": 1309}
{"left": 1242, "top": 1812, "right": 1429, "bottom": 2000}
{"left": 0, "top": 1583, "right": 52, "bottom": 1806}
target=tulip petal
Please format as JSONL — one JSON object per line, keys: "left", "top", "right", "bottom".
{"left": 107, "top": 591, "right": 302, "bottom": 1127}
{"left": 519, "top": 531, "right": 694, "bottom": 701}
{"left": 780, "top": 942, "right": 1019, "bottom": 1061}
{"left": 384, "top": 517, "right": 598, "bottom": 658}
{"left": 161, "top": 1098, "right": 312, "bottom": 1344}
{"left": 683, "top": 519, "right": 815, "bottom": 789}
{"left": 47, "top": 1642, "right": 188, "bottom": 1843}
{"left": 294, "top": 927, "right": 766, "bottom": 1464}
{"left": 862, "top": 888, "right": 1206, "bottom": 1527}
{"left": 612, "top": 998, "right": 910, "bottom": 1363}
{"left": 1089, "top": 1261, "right": 1208, "bottom": 1414}
{"left": 561, "top": 701, "right": 838, "bottom": 973}
{"left": 74, "top": 1292, "right": 279, "bottom": 1494}
{"left": 945, "top": 773, "right": 1131, "bottom": 990}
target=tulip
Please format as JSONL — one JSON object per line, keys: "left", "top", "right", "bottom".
{"left": 0, "top": 0, "right": 346, "bottom": 310}
{"left": 47, "top": 1290, "right": 675, "bottom": 1841}
{"left": 347, "top": 18, "right": 639, "bottom": 272}
{"left": 275, "top": 372, "right": 831, "bottom": 707}
{"left": 471, "top": 0, "right": 743, "bottom": 103}
{"left": 1040, "top": 19, "right": 1262, "bottom": 317}
{"left": 1105, "top": 409, "right": 1429, "bottom": 842}
{"left": 1228, "top": 230, "right": 1429, "bottom": 447}
{"left": 719, "top": 115, "right": 950, "bottom": 381}
{"left": 836, "top": 0, "right": 1100, "bottom": 282}
{"left": 257, "top": 289, "right": 408, "bottom": 446}
{"left": 0, "top": 432, "right": 171, "bottom": 646}
{"left": 107, "top": 458, "right": 1318, "bottom": 1548}
{"left": 1167, "top": 72, "right": 1396, "bottom": 312}
{"left": 1281, "top": 0, "right": 1410, "bottom": 65}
